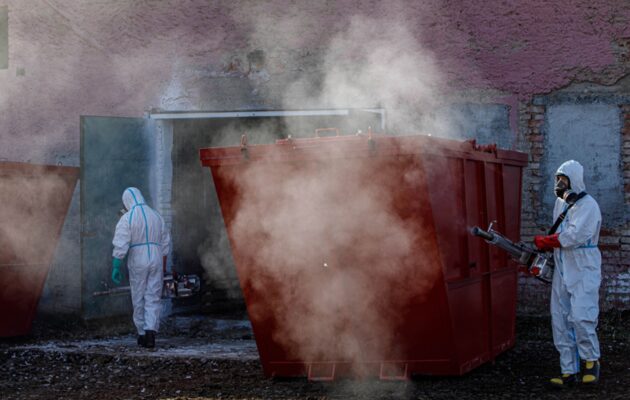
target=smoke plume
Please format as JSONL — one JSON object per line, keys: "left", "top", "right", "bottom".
{"left": 197, "top": 12, "right": 453, "bottom": 372}
{"left": 215, "top": 141, "right": 442, "bottom": 370}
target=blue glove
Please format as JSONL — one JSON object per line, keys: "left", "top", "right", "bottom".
{"left": 112, "top": 258, "right": 123, "bottom": 285}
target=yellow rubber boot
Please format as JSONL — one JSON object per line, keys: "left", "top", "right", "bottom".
{"left": 582, "top": 360, "right": 600, "bottom": 384}
{"left": 550, "top": 373, "right": 578, "bottom": 388}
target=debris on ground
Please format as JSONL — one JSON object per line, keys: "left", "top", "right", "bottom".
{"left": 1, "top": 312, "right": 629, "bottom": 399}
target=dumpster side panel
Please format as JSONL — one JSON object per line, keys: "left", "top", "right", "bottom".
{"left": 490, "top": 269, "right": 517, "bottom": 355}
{"left": 0, "top": 163, "right": 79, "bottom": 337}
{"left": 201, "top": 134, "right": 527, "bottom": 378}
{"left": 484, "top": 163, "right": 508, "bottom": 271}
{"left": 461, "top": 159, "right": 490, "bottom": 368}
{"left": 423, "top": 155, "right": 468, "bottom": 282}
{"left": 464, "top": 160, "right": 488, "bottom": 274}
{"left": 0, "top": 265, "right": 47, "bottom": 336}
{"left": 211, "top": 164, "right": 297, "bottom": 375}
{"left": 211, "top": 165, "right": 280, "bottom": 374}
{"left": 425, "top": 156, "right": 522, "bottom": 372}
{"left": 446, "top": 278, "right": 489, "bottom": 373}
{"left": 502, "top": 164, "right": 523, "bottom": 245}
{"left": 422, "top": 154, "right": 475, "bottom": 373}
{"left": 209, "top": 151, "right": 449, "bottom": 378}
{"left": 396, "top": 282, "right": 453, "bottom": 375}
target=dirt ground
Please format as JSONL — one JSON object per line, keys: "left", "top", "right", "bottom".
{"left": 1, "top": 311, "right": 630, "bottom": 400}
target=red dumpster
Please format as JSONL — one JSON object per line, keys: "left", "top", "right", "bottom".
{"left": 0, "top": 162, "right": 79, "bottom": 337}
{"left": 200, "top": 133, "right": 527, "bottom": 379}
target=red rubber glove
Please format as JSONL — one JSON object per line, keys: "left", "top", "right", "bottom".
{"left": 534, "top": 234, "right": 561, "bottom": 250}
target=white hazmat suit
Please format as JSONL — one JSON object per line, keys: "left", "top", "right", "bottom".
{"left": 112, "top": 187, "right": 171, "bottom": 335}
{"left": 550, "top": 160, "right": 602, "bottom": 375}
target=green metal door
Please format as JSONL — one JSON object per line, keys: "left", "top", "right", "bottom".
{"left": 80, "top": 116, "right": 153, "bottom": 319}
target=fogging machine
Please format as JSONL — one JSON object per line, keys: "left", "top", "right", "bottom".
{"left": 93, "top": 273, "right": 201, "bottom": 298}
{"left": 471, "top": 222, "right": 554, "bottom": 283}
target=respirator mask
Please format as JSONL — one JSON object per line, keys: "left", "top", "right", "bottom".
{"left": 554, "top": 176, "right": 578, "bottom": 204}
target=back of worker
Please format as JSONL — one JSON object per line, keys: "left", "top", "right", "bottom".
{"left": 112, "top": 187, "right": 171, "bottom": 348}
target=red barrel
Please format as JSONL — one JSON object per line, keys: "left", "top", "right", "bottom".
{"left": 0, "top": 162, "right": 79, "bottom": 337}
{"left": 200, "top": 133, "right": 527, "bottom": 379}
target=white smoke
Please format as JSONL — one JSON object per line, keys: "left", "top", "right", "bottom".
{"left": 283, "top": 16, "right": 446, "bottom": 134}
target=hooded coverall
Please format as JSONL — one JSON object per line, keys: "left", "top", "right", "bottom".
{"left": 550, "top": 160, "right": 602, "bottom": 374}
{"left": 112, "top": 187, "right": 171, "bottom": 335}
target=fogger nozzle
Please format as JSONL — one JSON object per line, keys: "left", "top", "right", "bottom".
{"left": 471, "top": 226, "right": 493, "bottom": 241}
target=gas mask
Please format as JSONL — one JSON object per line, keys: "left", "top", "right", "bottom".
{"left": 554, "top": 176, "right": 578, "bottom": 204}
{"left": 554, "top": 179, "right": 568, "bottom": 198}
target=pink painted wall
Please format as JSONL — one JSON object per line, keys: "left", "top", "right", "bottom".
{"left": 1, "top": 1, "right": 630, "bottom": 163}
{"left": 416, "top": 1, "right": 630, "bottom": 95}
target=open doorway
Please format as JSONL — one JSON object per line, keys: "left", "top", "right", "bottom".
{"left": 157, "top": 110, "right": 385, "bottom": 313}
{"left": 80, "top": 110, "right": 384, "bottom": 319}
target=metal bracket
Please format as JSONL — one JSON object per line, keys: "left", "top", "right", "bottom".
{"left": 487, "top": 220, "right": 498, "bottom": 233}
{"left": 379, "top": 362, "right": 409, "bottom": 380}
{"left": 368, "top": 127, "right": 377, "bottom": 156}
{"left": 315, "top": 128, "right": 339, "bottom": 138}
{"left": 307, "top": 363, "right": 336, "bottom": 381}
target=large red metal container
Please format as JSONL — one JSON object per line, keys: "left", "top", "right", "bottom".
{"left": 200, "top": 133, "right": 527, "bottom": 379}
{"left": 0, "top": 162, "right": 79, "bottom": 337}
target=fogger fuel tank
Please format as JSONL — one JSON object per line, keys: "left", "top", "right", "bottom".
{"left": 199, "top": 133, "right": 528, "bottom": 380}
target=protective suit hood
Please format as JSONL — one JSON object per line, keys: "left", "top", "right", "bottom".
{"left": 122, "top": 187, "right": 146, "bottom": 211}
{"left": 555, "top": 160, "right": 586, "bottom": 194}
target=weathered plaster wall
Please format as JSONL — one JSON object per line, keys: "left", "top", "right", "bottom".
{"left": 1, "top": 1, "right": 630, "bottom": 316}
{"left": 3, "top": 0, "right": 630, "bottom": 165}
{"left": 544, "top": 103, "right": 622, "bottom": 222}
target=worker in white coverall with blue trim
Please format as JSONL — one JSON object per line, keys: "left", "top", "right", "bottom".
{"left": 533, "top": 160, "right": 601, "bottom": 387}
{"left": 111, "top": 187, "right": 171, "bottom": 348}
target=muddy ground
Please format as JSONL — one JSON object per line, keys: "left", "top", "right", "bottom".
{"left": 1, "top": 311, "right": 629, "bottom": 400}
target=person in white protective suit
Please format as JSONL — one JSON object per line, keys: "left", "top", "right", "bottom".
{"left": 111, "top": 187, "right": 171, "bottom": 348}
{"left": 533, "top": 160, "right": 601, "bottom": 388}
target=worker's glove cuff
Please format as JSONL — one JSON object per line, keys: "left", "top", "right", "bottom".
{"left": 534, "top": 234, "right": 561, "bottom": 250}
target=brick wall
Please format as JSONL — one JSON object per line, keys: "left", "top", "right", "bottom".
{"left": 517, "top": 99, "right": 630, "bottom": 314}
{"left": 606, "top": 104, "right": 630, "bottom": 308}
{"left": 517, "top": 103, "right": 548, "bottom": 313}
